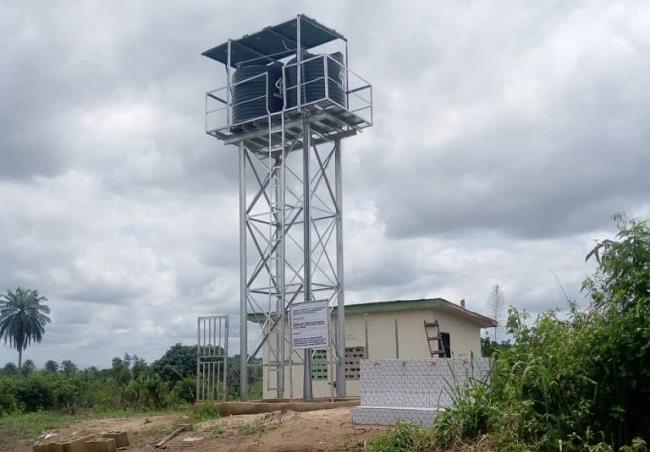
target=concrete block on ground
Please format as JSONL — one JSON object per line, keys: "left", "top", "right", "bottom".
{"left": 84, "top": 438, "right": 116, "bottom": 452}
{"left": 102, "top": 432, "right": 129, "bottom": 448}
{"left": 60, "top": 437, "right": 87, "bottom": 452}
{"left": 33, "top": 444, "right": 64, "bottom": 452}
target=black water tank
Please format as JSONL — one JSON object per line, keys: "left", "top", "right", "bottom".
{"left": 231, "top": 64, "right": 282, "bottom": 124}
{"left": 285, "top": 52, "right": 345, "bottom": 108}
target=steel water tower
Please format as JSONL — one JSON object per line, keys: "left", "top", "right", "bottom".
{"left": 203, "top": 14, "right": 372, "bottom": 400}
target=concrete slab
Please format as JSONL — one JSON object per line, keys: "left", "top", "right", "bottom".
{"left": 196, "top": 398, "right": 359, "bottom": 416}
{"left": 351, "top": 406, "right": 441, "bottom": 427}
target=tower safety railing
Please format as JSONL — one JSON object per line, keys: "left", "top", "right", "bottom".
{"left": 205, "top": 57, "right": 372, "bottom": 142}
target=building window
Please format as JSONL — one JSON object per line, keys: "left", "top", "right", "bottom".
{"left": 311, "top": 349, "right": 328, "bottom": 380}
{"left": 440, "top": 332, "right": 451, "bottom": 358}
{"left": 345, "top": 346, "right": 367, "bottom": 380}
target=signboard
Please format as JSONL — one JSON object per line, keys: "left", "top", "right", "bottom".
{"left": 290, "top": 301, "right": 329, "bottom": 350}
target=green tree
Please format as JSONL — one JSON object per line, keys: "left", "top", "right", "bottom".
{"left": 480, "top": 335, "right": 511, "bottom": 357}
{"left": 44, "top": 360, "right": 59, "bottom": 372}
{"left": 151, "top": 343, "right": 197, "bottom": 386}
{"left": 2, "top": 362, "right": 18, "bottom": 374}
{"left": 61, "top": 360, "right": 78, "bottom": 375}
{"left": 83, "top": 366, "right": 98, "bottom": 377}
{"left": 111, "top": 356, "right": 131, "bottom": 386}
{"left": 21, "top": 359, "right": 36, "bottom": 375}
{"left": 0, "top": 287, "right": 51, "bottom": 369}
{"left": 130, "top": 355, "right": 148, "bottom": 380}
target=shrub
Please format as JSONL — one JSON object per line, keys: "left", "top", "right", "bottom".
{"left": 15, "top": 376, "right": 53, "bottom": 411}
{"left": 192, "top": 402, "right": 221, "bottom": 421}
{"left": 171, "top": 376, "right": 196, "bottom": 404}
{"left": 140, "top": 374, "right": 167, "bottom": 409}
{"left": 370, "top": 421, "right": 435, "bottom": 452}
{"left": 433, "top": 217, "right": 650, "bottom": 450}
{"left": 0, "top": 377, "right": 19, "bottom": 414}
{"left": 51, "top": 377, "right": 88, "bottom": 413}
{"left": 434, "top": 382, "right": 494, "bottom": 448}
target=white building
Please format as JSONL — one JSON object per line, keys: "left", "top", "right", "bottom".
{"left": 252, "top": 297, "right": 497, "bottom": 399}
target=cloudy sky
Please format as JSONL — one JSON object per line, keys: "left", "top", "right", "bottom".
{"left": 1, "top": 1, "right": 649, "bottom": 368}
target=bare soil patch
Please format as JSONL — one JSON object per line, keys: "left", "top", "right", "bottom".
{"left": 5, "top": 407, "right": 387, "bottom": 452}
{"left": 189, "top": 407, "right": 387, "bottom": 451}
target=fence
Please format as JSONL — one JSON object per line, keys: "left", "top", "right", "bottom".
{"left": 352, "top": 357, "right": 492, "bottom": 426}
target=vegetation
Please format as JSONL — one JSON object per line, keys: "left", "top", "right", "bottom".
{"left": 479, "top": 335, "right": 511, "bottom": 357}
{"left": 236, "top": 419, "right": 268, "bottom": 436}
{"left": 0, "top": 343, "right": 263, "bottom": 422}
{"left": 0, "top": 287, "right": 51, "bottom": 369}
{"left": 437, "top": 216, "right": 650, "bottom": 450}
{"left": 0, "top": 405, "right": 188, "bottom": 441}
{"left": 191, "top": 402, "right": 222, "bottom": 422}
{"left": 371, "top": 216, "right": 650, "bottom": 451}
{"left": 44, "top": 360, "right": 59, "bottom": 373}
{"left": 370, "top": 421, "right": 435, "bottom": 452}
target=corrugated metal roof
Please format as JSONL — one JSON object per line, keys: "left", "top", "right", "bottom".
{"left": 202, "top": 15, "right": 344, "bottom": 68}
{"left": 331, "top": 298, "right": 497, "bottom": 328}
{"left": 248, "top": 297, "right": 497, "bottom": 328}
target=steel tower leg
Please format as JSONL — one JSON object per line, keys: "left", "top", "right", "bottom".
{"left": 275, "top": 152, "right": 285, "bottom": 400}
{"left": 302, "top": 118, "right": 313, "bottom": 401}
{"left": 335, "top": 138, "right": 346, "bottom": 398}
{"left": 239, "top": 141, "right": 248, "bottom": 401}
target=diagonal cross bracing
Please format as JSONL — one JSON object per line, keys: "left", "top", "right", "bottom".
{"left": 239, "top": 120, "right": 345, "bottom": 400}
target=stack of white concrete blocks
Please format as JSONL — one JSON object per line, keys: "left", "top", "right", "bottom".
{"left": 351, "top": 358, "right": 491, "bottom": 427}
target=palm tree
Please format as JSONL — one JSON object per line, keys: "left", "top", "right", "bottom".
{"left": 0, "top": 288, "right": 51, "bottom": 369}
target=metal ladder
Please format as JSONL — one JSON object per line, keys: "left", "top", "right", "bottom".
{"left": 424, "top": 320, "right": 446, "bottom": 357}
{"left": 267, "top": 105, "right": 287, "bottom": 396}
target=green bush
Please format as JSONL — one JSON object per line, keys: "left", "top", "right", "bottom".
{"left": 370, "top": 421, "right": 435, "bottom": 452}
{"left": 192, "top": 402, "right": 221, "bottom": 421}
{"left": 15, "top": 376, "right": 53, "bottom": 411}
{"left": 51, "top": 379, "right": 81, "bottom": 413}
{"left": 434, "top": 382, "right": 494, "bottom": 448}
{"left": 171, "top": 376, "right": 196, "bottom": 404}
{"left": 433, "top": 217, "right": 650, "bottom": 450}
{"left": 140, "top": 374, "right": 167, "bottom": 409}
{"left": 0, "top": 365, "right": 178, "bottom": 415}
{"left": 0, "top": 378, "right": 19, "bottom": 414}
{"left": 0, "top": 346, "right": 257, "bottom": 416}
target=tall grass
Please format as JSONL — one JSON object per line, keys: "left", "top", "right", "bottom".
{"left": 370, "top": 421, "right": 435, "bottom": 452}
{"left": 434, "top": 217, "right": 650, "bottom": 450}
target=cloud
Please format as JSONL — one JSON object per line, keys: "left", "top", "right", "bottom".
{"left": 0, "top": 0, "right": 648, "bottom": 367}
{"left": 349, "top": 1, "right": 650, "bottom": 239}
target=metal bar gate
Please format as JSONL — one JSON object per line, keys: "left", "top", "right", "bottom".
{"left": 196, "top": 315, "right": 229, "bottom": 401}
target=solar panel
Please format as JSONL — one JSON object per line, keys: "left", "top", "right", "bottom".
{"left": 202, "top": 15, "right": 345, "bottom": 67}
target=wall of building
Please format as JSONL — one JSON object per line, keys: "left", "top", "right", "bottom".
{"left": 260, "top": 306, "right": 484, "bottom": 399}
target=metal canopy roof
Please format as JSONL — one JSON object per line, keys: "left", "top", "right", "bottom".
{"left": 202, "top": 15, "right": 345, "bottom": 68}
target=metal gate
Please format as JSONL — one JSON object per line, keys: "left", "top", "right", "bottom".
{"left": 196, "top": 315, "right": 229, "bottom": 401}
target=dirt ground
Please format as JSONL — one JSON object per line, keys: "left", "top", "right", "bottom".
{"left": 7, "top": 407, "right": 388, "bottom": 452}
